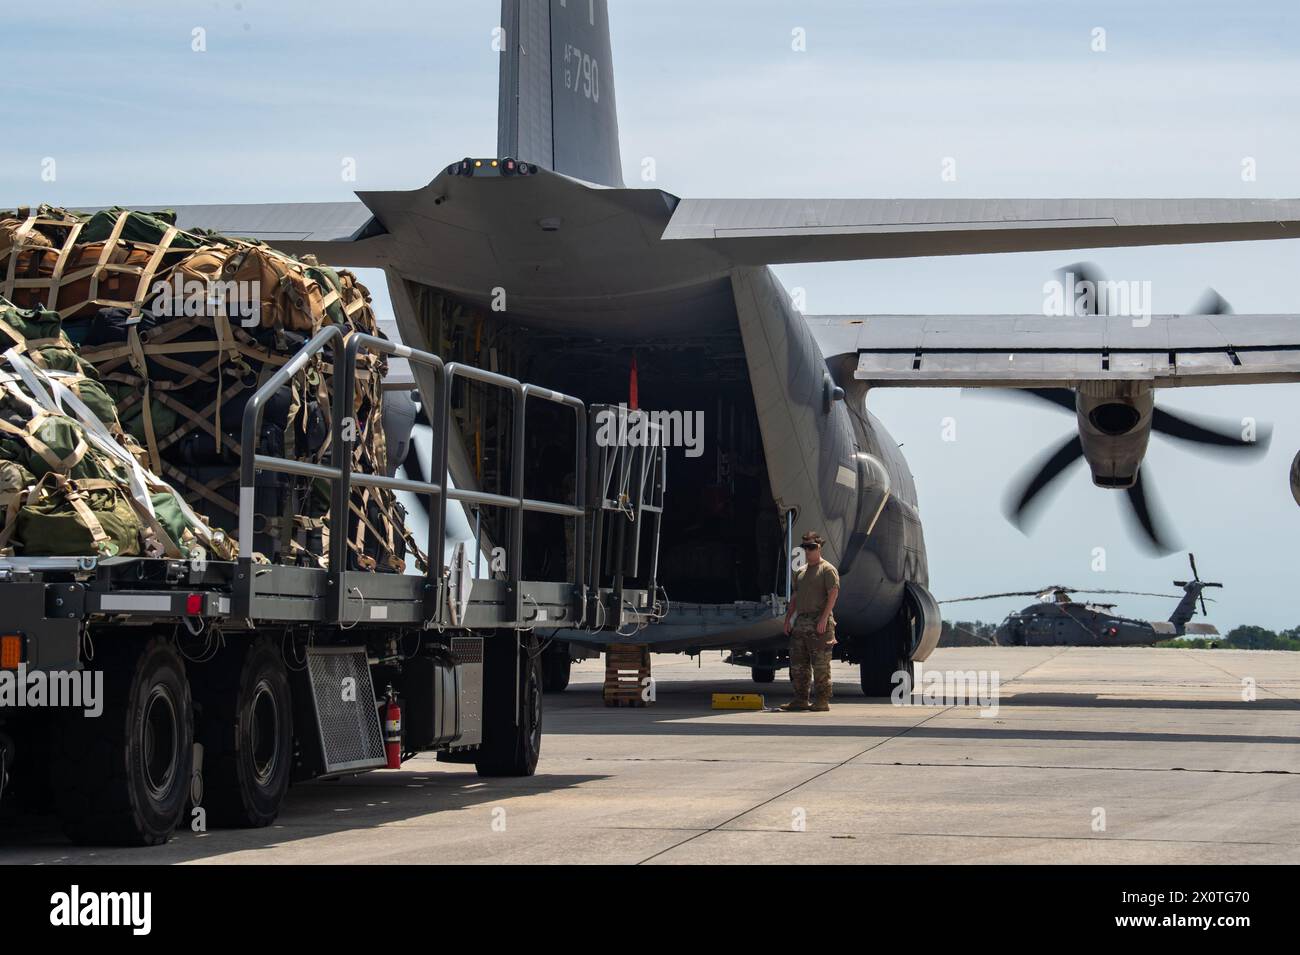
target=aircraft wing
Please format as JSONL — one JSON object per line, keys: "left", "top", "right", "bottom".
{"left": 60, "top": 201, "right": 389, "bottom": 267}
{"left": 663, "top": 198, "right": 1300, "bottom": 264}
{"left": 804, "top": 314, "right": 1300, "bottom": 389}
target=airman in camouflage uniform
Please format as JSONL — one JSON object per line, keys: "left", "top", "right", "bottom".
{"left": 780, "top": 531, "right": 840, "bottom": 712}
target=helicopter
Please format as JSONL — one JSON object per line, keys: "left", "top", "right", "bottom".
{"left": 941, "top": 554, "right": 1222, "bottom": 647}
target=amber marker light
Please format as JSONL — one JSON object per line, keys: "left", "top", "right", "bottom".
{"left": 0, "top": 634, "right": 23, "bottom": 669}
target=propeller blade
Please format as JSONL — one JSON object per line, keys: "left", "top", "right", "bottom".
{"left": 1152, "top": 407, "right": 1271, "bottom": 455}
{"left": 1188, "top": 288, "right": 1234, "bottom": 315}
{"left": 1024, "top": 388, "right": 1076, "bottom": 413}
{"left": 1004, "top": 433, "right": 1085, "bottom": 529}
{"left": 1123, "top": 466, "right": 1179, "bottom": 555}
{"left": 1199, "top": 591, "right": 1208, "bottom": 617}
{"left": 961, "top": 387, "right": 1075, "bottom": 413}
{"left": 1188, "top": 552, "right": 1200, "bottom": 581}
{"left": 1056, "top": 261, "right": 1108, "bottom": 316}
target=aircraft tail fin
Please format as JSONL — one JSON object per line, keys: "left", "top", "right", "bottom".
{"left": 1167, "top": 585, "right": 1203, "bottom": 630}
{"left": 497, "top": 0, "right": 624, "bottom": 187}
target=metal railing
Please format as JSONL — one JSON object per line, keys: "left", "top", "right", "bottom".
{"left": 236, "top": 327, "right": 587, "bottom": 627}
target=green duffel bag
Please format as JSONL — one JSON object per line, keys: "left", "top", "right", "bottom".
{"left": 11, "top": 476, "right": 143, "bottom": 557}
{"left": 0, "top": 302, "right": 97, "bottom": 377}
{"left": 78, "top": 208, "right": 203, "bottom": 251}
{"left": 0, "top": 410, "right": 96, "bottom": 480}
{"left": 150, "top": 489, "right": 196, "bottom": 550}
{"left": 104, "top": 380, "right": 177, "bottom": 446}
{"left": 0, "top": 302, "right": 61, "bottom": 340}
{"left": 29, "top": 343, "right": 97, "bottom": 377}
{"left": 63, "top": 375, "right": 122, "bottom": 432}
{"left": 0, "top": 458, "right": 33, "bottom": 504}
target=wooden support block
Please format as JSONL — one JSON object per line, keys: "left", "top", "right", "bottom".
{"left": 603, "top": 643, "right": 651, "bottom": 706}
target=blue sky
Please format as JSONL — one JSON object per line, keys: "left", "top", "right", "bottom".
{"left": 3, "top": 1, "right": 1298, "bottom": 629}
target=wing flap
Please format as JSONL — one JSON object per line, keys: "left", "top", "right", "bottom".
{"left": 813, "top": 314, "right": 1300, "bottom": 388}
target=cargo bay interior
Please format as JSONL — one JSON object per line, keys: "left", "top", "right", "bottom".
{"left": 399, "top": 282, "right": 785, "bottom": 605}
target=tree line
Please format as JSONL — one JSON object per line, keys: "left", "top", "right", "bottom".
{"left": 938, "top": 620, "right": 1300, "bottom": 650}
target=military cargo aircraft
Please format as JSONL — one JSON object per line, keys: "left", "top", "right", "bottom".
{"left": 94, "top": 1, "right": 1300, "bottom": 694}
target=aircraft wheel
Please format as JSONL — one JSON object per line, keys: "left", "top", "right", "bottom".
{"left": 752, "top": 667, "right": 776, "bottom": 684}
{"left": 859, "top": 619, "right": 913, "bottom": 698}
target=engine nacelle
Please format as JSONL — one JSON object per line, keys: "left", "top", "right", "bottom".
{"left": 1291, "top": 450, "right": 1300, "bottom": 506}
{"left": 1075, "top": 384, "right": 1154, "bottom": 488}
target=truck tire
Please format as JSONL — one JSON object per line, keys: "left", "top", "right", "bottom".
{"left": 52, "top": 636, "right": 193, "bottom": 846}
{"left": 194, "top": 637, "right": 293, "bottom": 828}
{"left": 475, "top": 632, "right": 542, "bottom": 777}
{"left": 541, "top": 641, "right": 571, "bottom": 693}
{"left": 859, "top": 618, "right": 914, "bottom": 698}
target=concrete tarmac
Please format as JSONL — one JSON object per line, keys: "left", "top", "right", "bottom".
{"left": 2, "top": 646, "right": 1297, "bottom": 864}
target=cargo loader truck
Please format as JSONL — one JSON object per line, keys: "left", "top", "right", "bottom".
{"left": 0, "top": 327, "right": 666, "bottom": 845}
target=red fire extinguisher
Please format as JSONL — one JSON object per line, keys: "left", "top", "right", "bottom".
{"left": 383, "top": 686, "right": 402, "bottom": 770}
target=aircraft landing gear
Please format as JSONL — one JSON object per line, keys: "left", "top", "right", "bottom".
{"left": 858, "top": 611, "right": 915, "bottom": 698}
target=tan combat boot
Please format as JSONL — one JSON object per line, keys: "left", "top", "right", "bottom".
{"left": 778, "top": 699, "right": 811, "bottom": 712}
{"left": 809, "top": 698, "right": 831, "bottom": 712}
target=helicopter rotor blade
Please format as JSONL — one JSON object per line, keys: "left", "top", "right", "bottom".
{"left": 1071, "top": 589, "right": 1185, "bottom": 599}
{"left": 940, "top": 591, "right": 1054, "bottom": 604}
{"left": 1185, "top": 553, "right": 1210, "bottom": 615}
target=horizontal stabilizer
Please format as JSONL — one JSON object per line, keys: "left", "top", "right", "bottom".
{"left": 664, "top": 198, "right": 1300, "bottom": 264}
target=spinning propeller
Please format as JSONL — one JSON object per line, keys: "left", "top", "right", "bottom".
{"left": 993, "top": 264, "right": 1270, "bottom": 554}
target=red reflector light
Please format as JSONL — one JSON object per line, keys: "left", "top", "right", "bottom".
{"left": 185, "top": 593, "right": 204, "bottom": 615}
